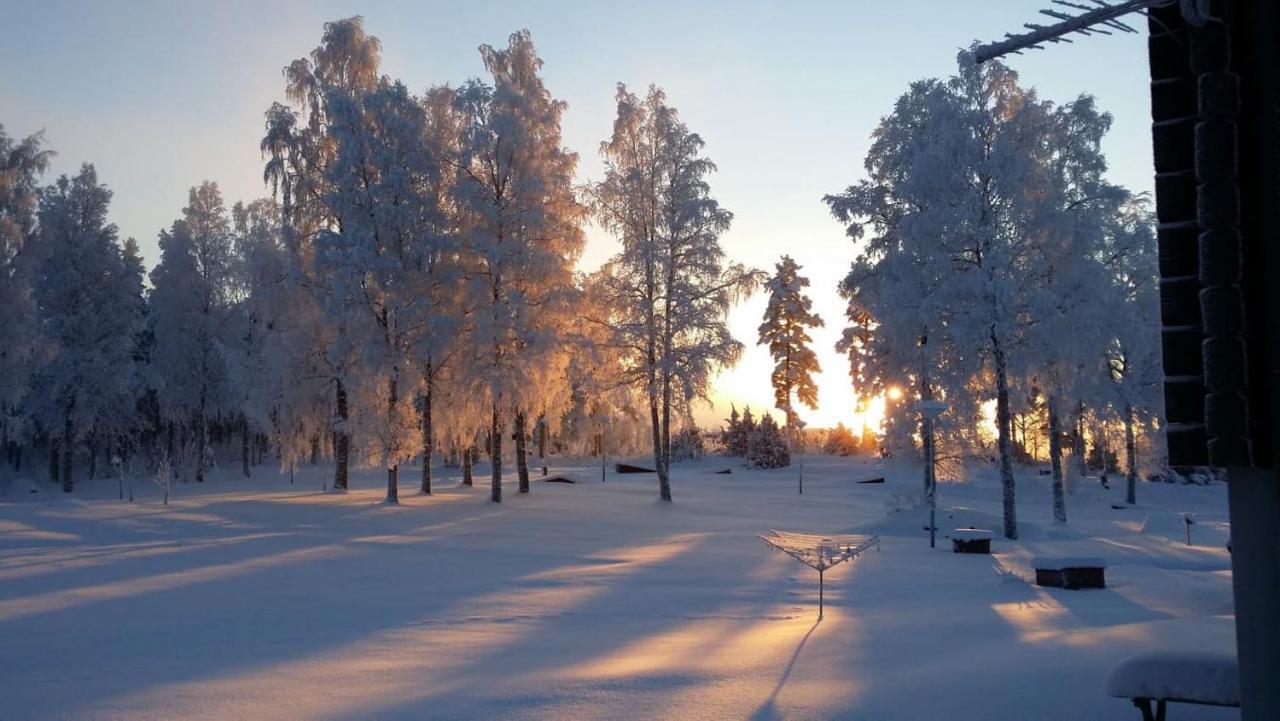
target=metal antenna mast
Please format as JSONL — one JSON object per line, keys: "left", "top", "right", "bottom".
{"left": 972, "top": 0, "right": 1166, "bottom": 63}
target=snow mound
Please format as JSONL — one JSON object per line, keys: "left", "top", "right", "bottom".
{"left": 1105, "top": 651, "right": 1239, "bottom": 706}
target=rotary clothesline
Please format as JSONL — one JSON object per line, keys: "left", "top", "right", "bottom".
{"left": 758, "top": 530, "right": 880, "bottom": 618}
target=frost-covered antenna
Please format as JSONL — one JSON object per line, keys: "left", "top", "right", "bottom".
{"left": 972, "top": 0, "right": 1165, "bottom": 63}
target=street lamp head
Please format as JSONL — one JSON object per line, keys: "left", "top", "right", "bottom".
{"left": 913, "top": 400, "right": 948, "bottom": 419}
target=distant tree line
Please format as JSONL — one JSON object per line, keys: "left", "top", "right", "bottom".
{"left": 0, "top": 18, "right": 749, "bottom": 504}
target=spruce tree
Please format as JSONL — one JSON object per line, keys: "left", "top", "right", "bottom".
{"left": 758, "top": 255, "right": 823, "bottom": 435}
{"left": 749, "top": 414, "right": 790, "bottom": 469}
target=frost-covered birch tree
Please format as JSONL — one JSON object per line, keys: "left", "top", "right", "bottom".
{"left": 450, "top": 30, "right": 585, "bottom": 503}
{"left": 590, "top": 84, "right": 759, "bottom": 502}
{"left": 314, "top": 75, "right": 458, "bottom": 504}
{"left": 228, "top": 198, "right": 284, "bottom": 477}
{"left": 260, "top": 16, "right": 384, "bottom": 491}
{"left": 0, "top": 125, "right": 52, "bottom": 457}
{"left": 1100, "top": 197, "right": 1162, "bottom": 505}
{"left": 1020, "top": 96, "right": 1130, "bottom": 523}
{"left": 825, "top": 55, "right": 1131, "bottom": 539}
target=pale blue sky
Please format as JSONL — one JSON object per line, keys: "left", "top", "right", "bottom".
{"left": 1, "top": 0, "right": 1153, "bottom": 428}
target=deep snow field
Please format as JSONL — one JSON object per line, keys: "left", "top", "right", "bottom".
{"left": 0, "top": 455, "right": 1238, "bottom": 720}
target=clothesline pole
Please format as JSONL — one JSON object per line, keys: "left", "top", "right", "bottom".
{"left": 819, "top": 568, "right": 825, "bottom": 619}
{"left": 758, "top": 531, "right": 879, "bottom": 618}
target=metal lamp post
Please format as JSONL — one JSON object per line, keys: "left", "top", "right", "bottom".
{"left": 914, "top": 400, "right": 947, "bottom": 548}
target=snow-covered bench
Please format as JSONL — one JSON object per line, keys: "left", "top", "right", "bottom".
{"left": 1106, "top": 651, "right": 1239, "bottom": 720}
{"left": 951, "top": 528, "right": 992, "bottom": 554}
{"left": 1032, "top": 556, "right": 1106, "bottom": 589}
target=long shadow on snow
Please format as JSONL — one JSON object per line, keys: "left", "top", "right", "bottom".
{"left": 5, "top": 491, "right": 626, "bottom": 719}
{"left": 824, "top": 546, "right": 1176, "bottom": 721}
{"left": 339, "top": 530, "right": 807, "bottom": 720}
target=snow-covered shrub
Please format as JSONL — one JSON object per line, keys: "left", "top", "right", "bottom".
{"left": 886, "top": 490, "right": 926, "bottom": 513}
{"left": 1146, "top": 466, "right": 1220, "bottom": 485}
{"left": 824, "top": 422, "right": 860, "bottom": 456}
{"left": 670, "top": 425, "right": 705, "bottom": 463}
{"left": 721, "top": 405, "right": 756, "bottom": 457}
{"left": 748, "top": 414, "right": 790, "bottom": 468}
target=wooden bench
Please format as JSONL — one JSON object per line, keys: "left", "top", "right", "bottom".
{"left": 1032, "top": 556, "right": 1106, "bottom": 589}
{"left": 1106, "top": 651, "right": 1239, "bottom": 720}
{"left": 951, "top": 528, "right": 992, "bottom": 554}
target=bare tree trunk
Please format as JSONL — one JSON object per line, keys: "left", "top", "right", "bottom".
{"left": 87, "top": 433, "right": 98, "bottom": 480}
{"left": 1070, "top": 401, "right": 1086, "bottom": 485}
{"left": 661, "top": 371, "right": 672, "bottom": 483}
{"left": 992, "top": 335, "right": 1018, "bottom": 539}
{"left": 1047, "top": 394, "right": 1067, "bottom": 523}
{"left": 166, "top": 420, "right": 176, "bottom": 481}
{"left": 385, "top": 374, "right": 399, "bottom": 504}
{"left": 660, "top": 244, "right": 675, "bottom": 500}
{"left": 333, "top": 378, "right": 349, "bottom": 492}
{"left": 462, "top": 444, "right": 474, "bottom": 487}
{"left": 196, "top": 385, "right": 207, "bottom": 483}
{"left": 241, "top": 416, "right": 251, "bottom": 478}
{"left": 643, "top": 236, "right": 666, "bottom": 500}
{"left": 61, "top": 400, "right": 74, "bottom": 493}
{"left": 420, "top": 362, "right": 433, "bottom": 495}
{"left": 1095, "top": 418, "right": 1111, "bottom": 487}
{"left": 1124, "top": 403, "right": 1138, "bottom": 505}
{"left": 649, "top": 394, "right": 667, "bottom": 500}
{"left": 537, "top": 414, "right": 547, "bottom": 476}
{"left": 490, "top": 405, "right": 502, "bottom": 503}
{"left": 178, "top": 424, "right": 190, "bottom": 481}
{"left": 920, "top": 369, "right": 934, "bottom": 495}
{"left": 515, "top": 411, "right": 530, "bottom": 493}
{"left": 49, "top": 441, "right": 59, "bottom": 486}
{"left": 310, "top": 432, "right": 320, "bottom": 465}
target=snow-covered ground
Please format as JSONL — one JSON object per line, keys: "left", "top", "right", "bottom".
{"left": 0, "top": 456, "right": 1238, "bottom": 720}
